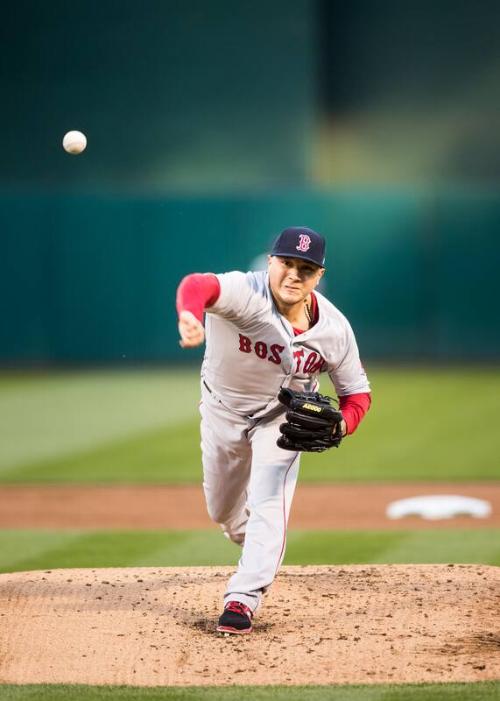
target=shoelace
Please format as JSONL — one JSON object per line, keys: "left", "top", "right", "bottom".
{"left": 226, "top": 601, "right": 252, "bottom": 618}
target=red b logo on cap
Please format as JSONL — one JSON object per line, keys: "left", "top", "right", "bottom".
{"left": 296, "top": 234, "right": 311, "bottom": 252}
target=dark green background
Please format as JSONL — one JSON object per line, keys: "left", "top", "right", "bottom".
{"left": 2, "top": 1, "right": 500, "bottom": 363}
{"left": 2, "top": 190, "right": 499, "bottom": 362}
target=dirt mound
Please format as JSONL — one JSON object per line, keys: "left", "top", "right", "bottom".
{"left": 0, "top": 565, "right": 498, "bottom": 686}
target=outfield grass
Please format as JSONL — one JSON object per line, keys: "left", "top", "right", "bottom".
{"left": 0, "top": 529, "right": 498, "bottom": 574}
{"left": 0, "top": 682, "right": 498, "bottom": 701}
{"left": 1, "top": 367, "right": 499, "bottom": 483}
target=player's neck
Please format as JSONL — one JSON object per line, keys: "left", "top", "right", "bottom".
{"left": 274, "top": 294, "right": 312, "bottom": 328}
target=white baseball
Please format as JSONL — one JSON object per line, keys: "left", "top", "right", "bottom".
{"left": 62, "top": 130, "right": 87, "bottom": 155}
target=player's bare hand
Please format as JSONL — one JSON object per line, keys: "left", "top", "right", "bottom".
{"left": 178, "top": 310, "right": 205, "bottom": 348}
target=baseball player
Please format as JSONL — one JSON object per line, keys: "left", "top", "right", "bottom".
{"left": 176, "top": 227, "right": 371, "bottom": 634}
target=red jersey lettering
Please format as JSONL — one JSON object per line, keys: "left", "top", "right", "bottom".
{"left": 303, "top": 351, "right": 318, "bottom": 374}
{"left": 254, "top": 341, "right": 268, "bottom": 359}
{"left": 293, "top": 348, "right": 305, "bottom": 371}
{"left": 239, "top": 334, "right": 252, "bottom": 353}
{"left": 311, "top": 357, "right": 327, "bottom": 373}
{"left": 268, "top": 343, "right": 284, "bottom": 365}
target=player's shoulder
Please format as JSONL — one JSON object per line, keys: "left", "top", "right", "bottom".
{"left": 315, "top": 290, "right": 352, "bottom": 329}
{"left": 216, "top": 269, "right": 268, "bottom": 294}
{"left": 246, "top": 269, "right": 269, "bottom": 292}
{"left": 210, "top": 270, "right": 270, "bottom": 316}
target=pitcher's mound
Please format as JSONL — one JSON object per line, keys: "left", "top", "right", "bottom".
{"left": 0, "top": 565, "right": 498, "bottom": 687}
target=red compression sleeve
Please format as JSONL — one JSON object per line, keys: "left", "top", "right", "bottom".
{"left": 339, "top": 392, "right": 371, "bottom": 435}
{"left": 176, "top": 273, "right": 221, "bottom": 323}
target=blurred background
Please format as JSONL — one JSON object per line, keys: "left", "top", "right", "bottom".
{"left": 0, "top": 1, "right": 499, "bottom": 572}
{"left": 1, "top": 0, "right": 500, "bottom": 364}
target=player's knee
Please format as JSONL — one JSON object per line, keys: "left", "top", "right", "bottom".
{"left": 207, "top": 506, "right": 247, "bottom": 545}
{"left": 206, "top": 502, "right": 232, "bottom": 525}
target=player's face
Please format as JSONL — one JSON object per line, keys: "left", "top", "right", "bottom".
{"left": 268, "top": 256, "right": 324, "bottom": 307}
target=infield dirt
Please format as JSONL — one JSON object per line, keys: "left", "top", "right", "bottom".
{"left": 0, "top": 483, "right": 498, "bottom": 528}
{"left": 0, "top": 564, "right": 498, "bottom": 686}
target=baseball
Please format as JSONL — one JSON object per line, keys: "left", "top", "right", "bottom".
{"left": 62, "top": 130, "right": 87, "bottom": 155}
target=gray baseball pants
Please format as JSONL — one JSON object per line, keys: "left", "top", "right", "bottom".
{"left": 199, "top": 383, "right": 300, "bottom": 612}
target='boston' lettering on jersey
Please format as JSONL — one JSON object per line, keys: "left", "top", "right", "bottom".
{"left": 238, "top": 333, "right": 325, "bottom": 373}
{"left": 292, "top": 348, "right": 326, "bottom": 374}
{"left": 238, "top": 333, "right": 284, "bottom": 364}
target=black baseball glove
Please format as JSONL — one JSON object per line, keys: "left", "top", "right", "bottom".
{"left": 277, "top": 387, "right": 344, "bottom": 452}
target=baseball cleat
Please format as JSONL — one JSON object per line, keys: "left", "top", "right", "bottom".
{"left": 216, "top": 601, "right": 253, "bottom": 635}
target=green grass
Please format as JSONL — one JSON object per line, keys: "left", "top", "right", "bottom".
{"left": 0, "top": 529, "right": 498, "bottom": 574}
{"left": 1, "top": 367, "right": 499, "bottom": 483}
{"left": 0, "top": 422, "right": 203, "bottom": 484}
{"left": 0, "top": 370, "right": 201, "bottom": 478}
{"left": 286, "top": 530, "right": 500, "bottom": 566}
{"left": 0, "top": 682, "right": 498, "bottom": 701}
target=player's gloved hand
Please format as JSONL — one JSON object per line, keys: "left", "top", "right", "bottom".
{"left": 277, "top": 387, "right": 344, "bottom": 452}
{"left": 178, "top": 310, "right": 205, "bottom": 348}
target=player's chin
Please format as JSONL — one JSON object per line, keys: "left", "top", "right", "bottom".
{"left": 281, "top": 289, "right": 303, "bottom": 304}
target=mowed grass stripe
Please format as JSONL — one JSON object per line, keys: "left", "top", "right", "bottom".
{"left": 0, "top": 682, "right": 498, "bottom": 701}
{"left": 0, "top": 370, "right": 201, "bottom": 473}
{"left": 285, "top": 530, "right": 500, "bottom": 566}
{"left": 0, "top": 530, "right": 498, "bottom": 574}
{"left": 0, "top": 421, "right": 203, "bottom": 484}
{"left": 0, "top": 530, "right": 235, "bottom": 574}
{"left": 0, "top": 531, "right": 83, "bottom": 571}
{"left": 1, "top": 367, "right": 500, "bottom": 483}
{"left": 303, "top": 365, "right": 500, "bottom": 481}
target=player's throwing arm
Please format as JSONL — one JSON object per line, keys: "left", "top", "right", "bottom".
{"left": 178, "top": 310, "right": 205, "bottom": 348}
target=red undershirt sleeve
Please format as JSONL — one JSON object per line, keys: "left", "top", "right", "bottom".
{"left": 339, "top": 392, "right": 372, "bottom": 435}
{"left": 176, "top": 273, "right": 221, "bottom": 323}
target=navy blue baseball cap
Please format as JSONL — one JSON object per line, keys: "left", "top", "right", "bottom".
{"left": 270, "top": 227, "right": 326, "bottom": 267}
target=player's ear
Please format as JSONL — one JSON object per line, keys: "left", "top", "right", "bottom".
{"left": 316, "top": 267, "right": 325, "bottom": 283}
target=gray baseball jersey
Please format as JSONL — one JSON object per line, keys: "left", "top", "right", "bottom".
{"left": 202, "top": 270, "right": 370, "bottom": 417}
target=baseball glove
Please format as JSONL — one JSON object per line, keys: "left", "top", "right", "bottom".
{"left": 277, "top": 387, "right": 344, "bottom": 452}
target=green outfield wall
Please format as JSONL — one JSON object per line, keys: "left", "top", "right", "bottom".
{"left": 1, "top": 0, "right": 313, "bottom": 191}
{"left": 1, "top": 189, "right": 499, "bottom": 363}
{"left": 2, "top": 2, "right": 500, "bottom": 363}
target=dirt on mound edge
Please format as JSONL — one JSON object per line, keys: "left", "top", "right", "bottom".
{"left": 0, "top": 564, "right": 498, "bottom": 686}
